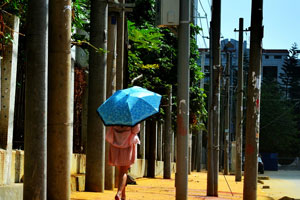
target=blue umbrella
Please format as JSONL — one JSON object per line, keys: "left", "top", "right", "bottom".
{"left": 97, "top": 86, "right": 162, "bottom": 126}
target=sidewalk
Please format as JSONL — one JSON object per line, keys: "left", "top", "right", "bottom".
{"left": 71, "top": 172, "right": 272, "bottom": 200}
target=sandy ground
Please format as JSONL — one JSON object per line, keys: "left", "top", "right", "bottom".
{"left": 259, "top": 170, "right": 300, "bottom": 199}
{"left": 71, "top": 172, "right": 271, "bottom": 200}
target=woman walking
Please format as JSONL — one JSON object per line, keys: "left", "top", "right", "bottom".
{"left": 106, "top": 124, "right": 140, "bottom": 200}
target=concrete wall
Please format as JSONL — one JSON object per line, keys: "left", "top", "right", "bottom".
{"left": 0, "top": 150, "right": 24, "bottom": 185}
{"left": 0, "top": 183, "right": 23, "bottom": 200}
{"left": 0, "top": 150, "right": 23, "bottom": 200}
{"left": 0, "top": 151, "right": 176, "bottom": 193}
{"left": 129, "top": 159, "right": 176, "bottom": 178}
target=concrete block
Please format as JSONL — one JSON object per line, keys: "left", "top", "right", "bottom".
{"left": 129, "top": 159, "right": 176, "bottom": 178}
{"left": 79, "top": 154, "right": 86, "bottom": 174}
{"left": 258, "top": 176, "right": 270, "bottom": 180}
{"left": 77, "top": 174, "right": 85, "bottom": 192}
{"left": 70, "top": 175, "right": 77, "bottom": 192}
{"left": 71, "top": 154, "right": 78, "bottom": 174}
{"left": 10, "top": 151, "right": 15, "bottom": 183}
{"left": 0, "top": 183, "right": 23, "bottom": 200}
{"left": 171, "top": 162, "right": 176, "bottom": 172}
{"left": 129, "top": 159, "right": 146, "bottom": 178}
{"left": 262, "top": 185, "right": 270, "bottom": 189}
{"left": 14, "top": 150, "right": 24, "bottom": 183}
{"left": 70, "top": 174, "right": 85, "bottom": 192}
{"left": 155, "top": 161, "right": 164, "bottom": 176}
{"left": 71, "top": 154, "right": 86, "bottom": 174}
{"left": 0, "top": 150, "right": 6, "bottom": 185}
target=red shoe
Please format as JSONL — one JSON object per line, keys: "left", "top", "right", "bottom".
{"left": 115, "top": 195, "right": 120, "bottom": 200}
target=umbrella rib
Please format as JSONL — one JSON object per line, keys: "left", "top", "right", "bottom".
{"left": 126, "top": 99, "right": 134, "bottom": 125}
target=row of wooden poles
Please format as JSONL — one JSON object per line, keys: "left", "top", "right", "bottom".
{"left": 0, "top": 0, "right": 192, "bottom": 199}
{"left": 0, "top": 0, "right": 263, "bottom": 199}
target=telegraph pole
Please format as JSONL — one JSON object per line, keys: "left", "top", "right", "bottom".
{"left": 235, "top": 18, "right": 245, "bottom": 182}
{"left": 243, "top": 0, "right": 263, "bottom": 199}
{"left": 48, "top": 0, "right": 72, "bottom": 199}
{"left": 207, "top": 0, "right": 221, "bottom": 196}
{"left": 24, "top": 0, "right": 47, "bottom": 198}
{"left": 223, "top": 52, "right": 230, "bottom": 175}
{"left": 176, "top": 0, "right": 190, "bottom": 199}
{"left": 116, "top": 0, "right": 125, "bottom": 91}
{"left": 164, "top": 85, "right": 172, "bottom": 179}
{"left": 105, "top": 13, "right": 117, "bottom": 190}
{"left": 86, "top": 0, "right": 108, "bottom": 192}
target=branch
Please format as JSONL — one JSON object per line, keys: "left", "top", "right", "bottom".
{"left": 0, "top": 3, "right": 8, "bottom": 9}
{"left": 0, "top": 9, "right": 25, "bottom": 37}
{"left": 71, "top": 40, "right": 106, "bottom": 54}
{"left": 131, "top": 74, "right": 143, "bottom": 84}
{"left": 3, "top": 23, "right": 25, "bottom": 36}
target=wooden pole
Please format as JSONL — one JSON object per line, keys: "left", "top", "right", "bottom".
{"left": 48, "top": 0, "right": 72, "bottom": 198}
{"left": 243, "top": 0, "right": 263, "bottom": 199}
{"left": 224, "top": 52, "right": 230, "bottom": 175}
{"left": 105, "top": 13, "right": 117, "bottom": 190}
{"left": 176, "top": 0, "right": 190, "bottom": 199}
{"left": 207, "top": 0, "right": 221, "bottom": 196}
{"left": 235, "top": 18, "right": 244, "bottom": 182}
{"left": 85, "top": 0, "right": 108, "bottom": 192}
{"left": 24, "top": 0, "right": 47, "bottom": 198}
{"left": 164, "top": 86, "right": 172, "bottom": 179}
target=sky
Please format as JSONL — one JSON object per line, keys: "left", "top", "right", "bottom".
{"left": 195, "top": 0, "right": 300, "bottom": 50}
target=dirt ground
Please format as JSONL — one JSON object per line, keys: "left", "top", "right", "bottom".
{"left": 71, "top": 172, "right": 272, "bottom": 200}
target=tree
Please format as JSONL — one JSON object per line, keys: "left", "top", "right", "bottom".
{"left": 127, "top": 0, "right": 206, "bottom": 129}
{"left": 279, "top": 43, "right": 299, "bottom": 99}
{"left": 260, "top": 80, "right": 300, "bottom": 157}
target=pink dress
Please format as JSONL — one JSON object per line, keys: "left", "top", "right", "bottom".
{"left": 106, "top": 124, "right": 140, "bottom": 166}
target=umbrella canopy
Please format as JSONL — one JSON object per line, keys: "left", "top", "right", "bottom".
{"left": 97, "top": 86, "right": 162, "bottom": 126}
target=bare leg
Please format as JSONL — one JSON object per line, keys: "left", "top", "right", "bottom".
{"left": 116, "top": 166, "right": 129, "bottom": 200}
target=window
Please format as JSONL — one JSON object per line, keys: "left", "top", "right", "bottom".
{"left": 274, "top": 55, "right": 282, "bottom": 59}
{"left": 263, "top": 66, "right": 278, "bottom": 81}
{"left": 265, "top": 55, "right": 269, "bottom": 59}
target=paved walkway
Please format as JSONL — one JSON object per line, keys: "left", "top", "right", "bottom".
{"left": 71, "top": 172, "right": 272, "bottom": 200}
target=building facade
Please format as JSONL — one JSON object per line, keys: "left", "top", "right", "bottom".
{"left": 199, "top": 39, "right": 296, "bottom": 84}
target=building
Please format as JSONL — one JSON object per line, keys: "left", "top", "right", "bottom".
{"left": 199, "top": 39, "right": 296, "bottom": 84}
{"left": 262, "top": 49, "right": 289, "bottom": 83}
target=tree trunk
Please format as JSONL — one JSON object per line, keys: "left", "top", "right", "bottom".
{"left": 243, "top": 0, "right": 263, "bottom": 199}
{"left": 85, "top": 0, "right": 108, "bottom": 192}
{"left": 24, "top": 0, "right": 48, "bottom": 199}
{"left": 105, "top": 13, "right": 117, "bottom": 190}
{"left": 207, "top": 0, "right": 221, "bottom": 197}
{"left": 147, "top": 120, "right": 157, "bottom": 178}
{"left": 48, "top": 0, "right": 72, "bottom": 199}
{"left": 164, "top": 86, "right": 172, "bottom": 179}
{"left": 176, "top": 0, "right": 190, "bottom": 198}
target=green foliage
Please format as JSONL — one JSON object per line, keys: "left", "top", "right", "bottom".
{"left": 72, "top": 0, "right": 90, "bottom": 32}
{"left": 189, "top": 24, "right": 207, "bottom": 131}
{"left": 279, "top": 43, "right": 300, "bottom": 132}
{"left": 127, "top": 19, "right": 176, "bottom": 93}
{"left": 0, "top": 0, "right": 27, "bottom": 47}
{"left": 0, "top": 32, "right": 13, "bottom": 44}
{"left": 128, "top": 21, "right": 163, "bottom": 52}
{"left": 0, "top": 0, "right": 28, "bottom": 18}
{"left": 260, "top": 80, "right": 300, "bottom": 157}
{"left": 127, "top": 0, "right": 156, "bottom": 26}
{"left": 127, "top": 0, "right": 207, "bottom": 131}
{"left": 279, "top": 43, "right": 300, "bottom": 99}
